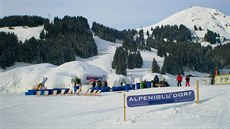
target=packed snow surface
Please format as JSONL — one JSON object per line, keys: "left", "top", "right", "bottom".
{"left": 0, "top": 85, "right": 229, "bottom": 129}
{"left": 0, "top": 26, "right": 43, "bottom": 42}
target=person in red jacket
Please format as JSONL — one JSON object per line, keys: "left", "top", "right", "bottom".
{"left": 176, "top": 74, "right": 183, "bottom": 87}
{"left": 185, "top": 75, "right": 190, "bottom": 87}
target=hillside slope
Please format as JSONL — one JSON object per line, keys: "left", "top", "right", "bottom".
{"left": 0, "top": 35, "right": 167, "bottom": 93}
{"left": 0, "top": 25, "right": 43, "bottom": 42}
{"left": 141, "top": 6, "right": 230, "bottom": 39}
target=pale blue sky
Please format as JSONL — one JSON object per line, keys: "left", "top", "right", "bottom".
{"left": 1, "top": 0, "right": 229, "bottom": 30}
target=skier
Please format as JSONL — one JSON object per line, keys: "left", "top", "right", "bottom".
{"left": 185, "top": 75, "right": 190, "bottom": 87}
{"left": 176, "top": 74, "right": 182, "bottom": 87}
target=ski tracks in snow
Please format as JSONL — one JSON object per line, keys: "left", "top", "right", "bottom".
{"left": 127, "top": 102, "right": 193, "bottom": 124}
{"left": 116, "top": 86, "right": 229, "bottom": 129}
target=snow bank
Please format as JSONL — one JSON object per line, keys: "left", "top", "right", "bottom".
{"left": 0, "top": 61, "right": 107, "bottom": 93}
{"left": 0, "top": 63, "right": 54, "bottom": 93}
{"left": 107, "top": 73, "right": 131, "bottom": 87}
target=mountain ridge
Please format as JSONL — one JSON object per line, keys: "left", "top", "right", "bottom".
{"left": 141, "top": 6, "right": 230, "bottom": 39}
{"left": 1, "top": 6, "right": 229, "bottom": 43}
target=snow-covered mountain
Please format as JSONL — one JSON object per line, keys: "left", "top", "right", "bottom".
{"left": 1, "top": 6, "right": 229, "bottom": 43}
{"left": 0, "top": 6, "right": 229, "bottom": 93}
{"left": 141, "top": 6, "right": 230, "bottom": 39}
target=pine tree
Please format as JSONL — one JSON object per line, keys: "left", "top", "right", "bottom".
{"left": 112, "top": 47, "right": 127, "bottom": 76}
{"left": 115, "top": 47, "right": 127, "bottom": 76}
{"left": 135, "top": 51, "right": 143, "bottom": 68}
{"left": 157, "top": 45, "right": 164, "bottom": 57}
{"left": 128, "top": 52, "right": 135, "bottom": 69}
{"left": 160, "top": 64, "right": 166, "bottom": 74}
{"left": 112, "top": 47, "right": 120, "bottom": 69}
{"left": 138, "top": 29, "right": 145, "bottom": 47}
{"left": 40, "top": 29, "right": 45, "bottom": 39}
{"left": 151, "top": 58, "right": 160, "bottom": 73}
{"left": 122, "top": 29, "right": 137, "bottom": 52}
{"left": 146, "top": 30, "right": 150, "bottom": 38}
{"left": 0, "top": 50, "right": 7, "bottom": 69}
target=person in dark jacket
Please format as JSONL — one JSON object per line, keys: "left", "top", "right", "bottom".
{"left": 97, "top": 80, "right": 102, "bottom": 86}
{"left": 92, "top": 81, "right": 96, "bottom": 88}
{"left": 176, "top": 74, "right": 183, "bottom": 87}
{"left": 103, "top": 80, "right": 108, "bottom": 87}
{"left": 153, "top": 75, "right": 159, "bottom": 87}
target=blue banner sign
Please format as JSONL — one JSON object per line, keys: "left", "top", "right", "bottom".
{"left": 127, "top": 90, "right": 195, "bottom": 107}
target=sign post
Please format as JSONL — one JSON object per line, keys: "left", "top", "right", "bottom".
{"left": 196, "top": 80, "right": 199, "bottom": 104}
{"left": 124, "top": 93, "right": 126, "bottom": 122}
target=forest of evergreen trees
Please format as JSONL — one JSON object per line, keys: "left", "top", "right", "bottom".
{"left": 0, "top": 15, "right": 229, "bottom": 76}
{"left": 206, "top": 43, "right": 230, "bottom": 66}
{"left": 204, "top": 29, "right": 221, "bottom": 44}
{"left": 92, "top": 22, "right": 125, "bottom": 42}
{"left": 0, "top": 32, "right": 18, "bottom": 69}
{"left": 91, "top": 23, "right": 150, "bottom": 75}
{"left": 112, "top": 47, "right": 143, "bottom": 76}
{"left": 0, "top": 15, "right": 48, "bottom": 27}
{"left": 91, "top": 23, "right": 151, "bottom": 52}
{"left": 146, "top": 25, "right": 227, "bottom": 75}
{"left": 0, "top": 15, "right": 97, "bottom": 69}
{"left": 149, "top": 24, "right": 192, "bottom": 43}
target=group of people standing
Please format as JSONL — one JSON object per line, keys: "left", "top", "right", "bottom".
{"left": 152, "top": 75, "right": 170, "bottom": 87}
{"left": 176, "top": 74, "right": 190, "bottom": 87}
{"left": 92, "top": 80, "right": 108, "bottom": 88}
